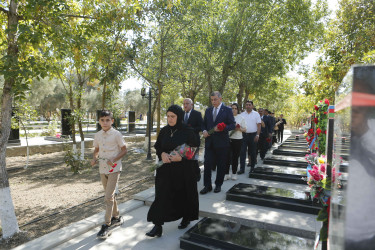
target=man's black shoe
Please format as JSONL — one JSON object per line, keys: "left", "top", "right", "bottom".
{"left": 97, "top": 224, "right": 111, "bottom": 239}
{"left": 110, "top": 216, "right": 123, "bottom": 227}
{"left": 178, "top": 219, "right": 190, "bottom": 229}
{"left": 200, "top": 186, "right": 212, "bottom": 194}
{"left": 214, "top": 186, "right": 221, "bottom": 193}
{"left": 237, "top": 170, "right": 244, "bottom": 175}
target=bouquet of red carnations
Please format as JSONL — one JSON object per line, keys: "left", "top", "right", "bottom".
{"left": 150, "top": 143, "right": 198, "bottom": 171}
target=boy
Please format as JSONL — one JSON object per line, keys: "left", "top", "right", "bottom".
{"left": 91, "top": 110, "right": 127, "bottom": 239}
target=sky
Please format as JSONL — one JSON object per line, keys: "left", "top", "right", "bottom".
{"left": 121, "top": 0, "right": 340, "bottom": 92}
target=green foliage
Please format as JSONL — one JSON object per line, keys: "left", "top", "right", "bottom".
{"left": 41, "top": 116, "right": 59, "bottom": 136}
{"left": 63, "top": 146, "right": 91, "bottom": 174}
{"left": 315, "top": 99, "right": 329, "bottom": 155}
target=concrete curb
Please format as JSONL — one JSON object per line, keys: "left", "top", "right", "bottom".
{"left": 13, "top": 200, "right": 144, "bottom": 250}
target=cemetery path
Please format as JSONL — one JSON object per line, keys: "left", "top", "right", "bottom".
{"left": 1, "top": 141, "right": 155, "bottom": 249}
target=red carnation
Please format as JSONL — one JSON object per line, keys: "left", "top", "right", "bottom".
{"left": 112, "top": 163, "right": 117, "bottom": 168}
{"left": 323, "top": 130, "right": 327, "bottom": 134}
{"left": 315, "top": 147, "right": 318, "bottom": 150}
{"left": 314, "top": 118, "right": 318, "bottom": 124}
{"left": 217, "top": 122, "right": 226, "bottom": 131}
{"left": 316, "top": 128, "right": 322, "bottom": 135}
{"left": 324, "top": 99, "right": 329, "bottom": 105}
{"left": 236, "top": 124, "right": 241, "bottom": 129}
{"left": 324, "top": 112, "right": 327, "bottom": 115}
{"left": 266, "top": 137, "right": 271, "bottom": 143}
{"left": 109, "top": 169, "right": 114, "bottom": 173}
{"left": 314, "top": 105, "right": 319, "bottom": 110}
{"left": 185, "top": 147, "right": 194, "bottom": 160}
{"left": 308, "top": 129, "right": 314, "bottom": 134}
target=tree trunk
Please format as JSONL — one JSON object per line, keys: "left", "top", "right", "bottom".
{"left": 68, "top": 85, "right": 77, "bottom": 145}
{"left": 237, "top": 81, "right": 245, "bottom": 111}
{"left": 0, "top": 0, "right": 20, "bottom": 239}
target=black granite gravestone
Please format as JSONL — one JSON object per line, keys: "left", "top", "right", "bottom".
{"left": 273, "top": 149, "right": 307, "bottom": 157}
{"left": 263, "top": 155, "right": 307, "bottom": 168}
{"left": 128, "top": 111, "right": 135, "bottom": 133}
{"left": 180, "top": 217, "right": 315, "bottom": 250}
{"left": 250, "top": 165, "right": 307, "bottom": 184}
{"left": 9, "top": 108, "right": 20, "bottom": 144}
{"left": 61, "top": 109, "right": 72, "bottom": 136}
{"left": 226, "top": 183, "right": 321, "bottom": 214}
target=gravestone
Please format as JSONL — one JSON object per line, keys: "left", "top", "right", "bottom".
{"left": 61, "top": 109, "right": 72, "bottom": 136}
{"left": 9, "top": 108, "right": 20, "bottom": 144}
{"left": 250, "top": 165, "right": 307, "bottom": 184}
{"left": 180, "top": 217, "right": 315, "bottom": 250}
{"left": 226, "top": 183, "right": 321, "bottom": 215}
{"left": 96, "top": 110, "right": 102, "bottom": 131}
{"left": 329, "top": 65, "right": 375, "bottom": 249}
{"left": 128, "top": 111, "right": 135, "bottom": 133}
{"left": 263, "top": 155, "right": 307, "bottom": 168}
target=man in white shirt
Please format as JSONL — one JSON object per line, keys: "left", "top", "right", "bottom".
{"left": 238, "top": 100, "right": 261, "bottom": 176}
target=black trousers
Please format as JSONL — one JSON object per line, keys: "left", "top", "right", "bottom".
{"left": 277, "top": 129, "right": 284, "bottom": 142}
{"left": 257, "top": 134, "right": 268, "bottom": 160}
{"left": 225, "top": 138, "right": 242, "bottom": 174}
{"left": 204, "top": 146, "right": 228, "bottom": 188}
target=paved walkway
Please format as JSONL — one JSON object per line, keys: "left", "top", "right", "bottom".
{"left": 14, "top": 130, "right": 319, "bottom": 250}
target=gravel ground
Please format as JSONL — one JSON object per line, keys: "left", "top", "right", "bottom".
{"left": 0, "top": 141, "right": 156, "bottom": 249}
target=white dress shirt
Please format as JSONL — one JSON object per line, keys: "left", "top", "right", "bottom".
{"left": 241, "top": 110, "right": 261, "bottom": 133}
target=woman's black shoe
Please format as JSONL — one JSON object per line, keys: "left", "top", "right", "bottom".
{"left": 178, "top": 219, "right": 190, "bottom": 229}
{"left": 146, "top": 225, "right": 162, "bottom": 237}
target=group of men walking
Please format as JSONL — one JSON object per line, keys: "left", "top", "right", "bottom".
{"left": 182, "top": 91, "right": 287, "bottom": 195}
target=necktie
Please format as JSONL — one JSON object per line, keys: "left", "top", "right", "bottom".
{"left": 184, "top": 112, "right": 189, "bottom": 123}
{"left": 213, "top": 107, "right": 218, "bottom": 121}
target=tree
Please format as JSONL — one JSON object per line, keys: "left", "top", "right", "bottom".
{"left": 303, "top": 0, "right": 375, "bottom": 101}
{"left": 0, "top": 0, "right": 69, "bottom": 239}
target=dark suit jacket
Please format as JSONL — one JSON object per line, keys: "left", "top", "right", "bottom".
{"left": 261, "top": 115, "right": 273, "bottom": 135}
{"left": 186, "top": 109, "right": 203, "bottom": 146}
{"left": 202, "top": 104, "right": 236, "bottom": 148}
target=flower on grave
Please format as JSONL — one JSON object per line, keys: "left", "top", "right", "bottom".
{"left": 323, "top": 130, "right": 327, "bottom": 135}
{"left": 320, "top": 164, "right": 326, "bottom": 173}
{"left": 314, "top": 118, "right": 318, "bottom": 124}
{"left": 324, "top": 111, "right": 328, "bottom": 115}
{"left": 56, "top": 133, "right": 61, "bottom": 138}
{"left": 318, "top": 157, "right": 325, "bottom": 164}
{"left": 304, "top": 132, "right": 308, "bottom": 137}
{"left": 317, "top": 128, "right": 322, "bottom": 135}
{"left": 324, "top": 99, "right": 330, "bottom": 105}
{"left": 314, "top": 105, "right": 319, "bottom": 110}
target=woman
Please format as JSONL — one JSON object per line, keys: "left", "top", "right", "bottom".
{"left": 225, "top": 103, "right": 246, "bottom": 180}
{"left": 146, "top": 105, "right": 200, "bottom": 237}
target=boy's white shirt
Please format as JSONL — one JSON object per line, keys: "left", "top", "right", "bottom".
{"left": 93, "top": 127, "right": 126, "bottom": 174}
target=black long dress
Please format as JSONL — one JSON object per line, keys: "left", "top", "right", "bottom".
{"left": 147, "top": 124, "right": 200, "bottom": 225}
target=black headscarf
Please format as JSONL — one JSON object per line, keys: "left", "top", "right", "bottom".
{"left": 167, "top": 104, "right": 184, "bottom": 129}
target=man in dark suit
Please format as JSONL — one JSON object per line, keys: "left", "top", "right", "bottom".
{"left": 257, "top": 108, "right": 272, "bottom": 164}
{"left": 200, "top": 91, "right": 236, "bottom": 194}
{"left": 183, "top": 98, "right": 203, "bottom": 181}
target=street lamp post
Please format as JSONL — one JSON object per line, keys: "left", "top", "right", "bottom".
{"left": 141, "top": 87, "right": 155, "bottom": 160}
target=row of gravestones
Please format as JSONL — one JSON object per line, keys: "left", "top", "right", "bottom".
{"left": 180, "top": 136, "right": 326, "bottom": 249}
{"left": 180, "top": 65, "right": 375, "bottom": 250}
{"left": 8, "top": 109, "right": 137, "bottom": 144}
